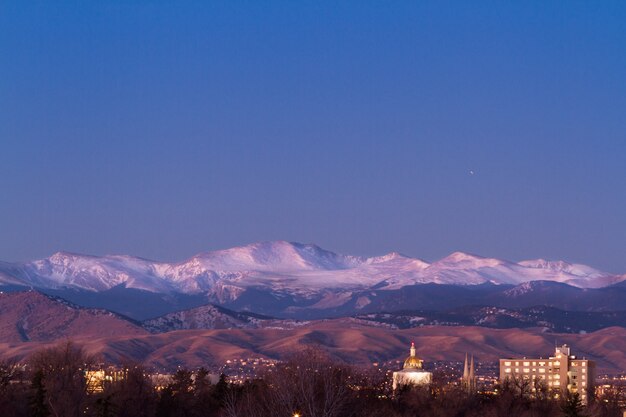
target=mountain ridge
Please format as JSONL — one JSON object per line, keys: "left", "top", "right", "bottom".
{"left": 1, "top": 242, "right": 624, "bottom": 319}
{"left": 1, "top": 241, "right": 621, "bottom": 293}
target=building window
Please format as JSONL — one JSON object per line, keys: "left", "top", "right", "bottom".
{"left": 523, "top": 362, "right": 530, "bottom": 366}
{"left": 523, "top": 368, "right": 530, "bottom": 373}
{"left": 505, "top": 361, "right": 512, "bottom": 366}
{"left": 539, "top": 369, "right": 545, "bottom": 373}
{"left": 505, "top": 368, "right": 511, "bottom": 373}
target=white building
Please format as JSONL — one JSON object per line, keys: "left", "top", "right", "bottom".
{"left": 393, "top": 342, "right": 433, "bottom": 390}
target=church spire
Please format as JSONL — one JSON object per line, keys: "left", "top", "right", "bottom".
{"left": 462, "top": 353, "right": 476, "bottom": 392}
{"left": 463, "top": 353, "right": 469, "bottom": 379}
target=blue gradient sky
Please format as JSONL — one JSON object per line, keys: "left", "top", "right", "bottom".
{"left": 1, "top": 1, "right": 625, "bottom": 271}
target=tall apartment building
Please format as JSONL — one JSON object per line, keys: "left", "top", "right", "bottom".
{"left": 499, "top": 344, "right": 595, "bottom": 404}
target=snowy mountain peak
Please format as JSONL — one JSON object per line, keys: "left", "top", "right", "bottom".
{"left": 364, "top": 252, "right": 430, "bottom": 269}
{"left": 434, "top": 251, "right": 504, "bottom": 268}
{"left": 440, "top": 251, "right": 482, "bottom": 261}
{"left": 47, "top": 251, "right": 92, "bottom": 264}
{"left": 192, "top": 241, "right": 360, "bottom": 272}
{"left": 517, "top": 259, "right": 606, "bottom": 278}
{"left": 0, "top": 242, "right": 623, "bottom": 296}
{"left": 366, "top": 252, "right": 403, "bottom": 263}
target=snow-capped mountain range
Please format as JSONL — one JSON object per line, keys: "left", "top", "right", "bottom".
{"left": 0, "top": 241, "right": 623, "bottom": 297}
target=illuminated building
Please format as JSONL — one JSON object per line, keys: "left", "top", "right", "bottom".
{"left": 499, "top": 344, "right": 595, "bottom": 404}
{"left": 84, "top": 368, "right": 127, "bottom": 394}
{"left": 392, "top": 342, "right": 432, "bottom": 390}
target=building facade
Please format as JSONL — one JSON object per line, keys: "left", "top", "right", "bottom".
{"left": 499, "top": 344, "right": 595, "bottom": 404}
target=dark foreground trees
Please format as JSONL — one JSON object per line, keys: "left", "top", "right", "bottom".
{"left": 0, "top": 342, "right": 624, "bottom": 417}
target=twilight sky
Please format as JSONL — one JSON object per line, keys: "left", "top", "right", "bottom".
{"left": 1, "top": 1, "right": 625, "bottom": 272}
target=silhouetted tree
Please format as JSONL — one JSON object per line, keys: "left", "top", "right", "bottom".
{"left": 193, "top": 368, "right": 219, "bottom": 416}
{"left": 29, "top": 369, "right": 50, "bottom": 417}
{"left": 109, "top": 365, "right": 156, "bottom": 417}
{"left": 262, "top": 349, "right": 355, "bottom": 417}
{"left": 588, "top": 387, "right": 623, "bottom": 417}
{"left": 93, "top": 393, "right": 117, "bottom": 417}
{"left": 206, "top": 372, "right": 227, "bottom": 410}
{"left": 0, "top": 360, "right": 28, "bottom": 417}
{"left": 561, "top": 392, "right": 586, "bottom": 417}
{"left": 29, "top": 341, "right": 94, "bottom": 417}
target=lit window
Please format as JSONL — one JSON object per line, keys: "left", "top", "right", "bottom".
{"left": 505, "top": 361, "right": 512, "bottom": 366}
{"left": 505, "top": 368, "right": 511, "bottom": 373}
{"left": 523, "top": 362, "right": 530, "bottom": 366}
{"left": 539, "top": 369, "right": 545, "bottom": 373}
{"left": 523, "top": 368, "right": 530, "bottom": 373}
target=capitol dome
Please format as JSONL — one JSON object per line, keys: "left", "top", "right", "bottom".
{"left": 403, "top": 342, "right": 424, "bottom": 369}
{"left": 393, "top": 342, "right": 432, "bottom": 390}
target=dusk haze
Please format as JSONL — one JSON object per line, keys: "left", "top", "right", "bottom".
{"left": 1, "top": 2, "right": 625, "bottom": 416}
{"left": 2, "top": 1, "right": 626, "bottom": 272}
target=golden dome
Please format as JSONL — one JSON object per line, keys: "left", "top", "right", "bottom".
{"left": 404, "top": 356, "right": 424, "bottom": 369}
{"left": 403, "top": 342, "right": 424, "bottom": 370}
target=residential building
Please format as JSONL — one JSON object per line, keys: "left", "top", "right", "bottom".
{"left": 499, "top": 344, "right": 595, "bottom": 404}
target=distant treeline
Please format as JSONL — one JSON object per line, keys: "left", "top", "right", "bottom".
{"left": 0, "top": 341, "right": 623, "bottom": 417}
